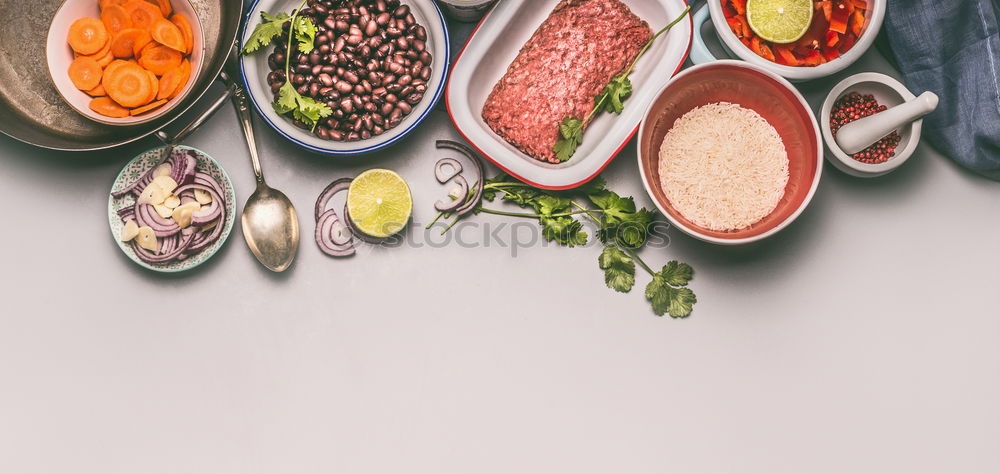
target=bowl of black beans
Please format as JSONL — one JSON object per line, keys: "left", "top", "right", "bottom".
{"left": 240, "top": 0, "right": 449, "bottom": 155}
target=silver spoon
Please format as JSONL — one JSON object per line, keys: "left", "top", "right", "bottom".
{"left": 231, "top": 84, "right": 300, "bottom": 272}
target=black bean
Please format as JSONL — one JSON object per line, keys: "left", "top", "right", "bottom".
{"left": 397, "top": 101, "right": 411, "bottom": 114}
{"left": 414, "top": 25, "right": 426, "bottom": 41}
{"left": 406, "top": 93, "right": 423, "bottom": 105}
{"left": 394, "top": 5, "right": 409, "bottom": 18}
{"left": 319, "top": 73, "right": 334, "bottom": 86}
{"left": 316, "top": 127, "right": 330, "bottom": 140}
{"left": 336, "top": 81, "right": 353, "bottom": 93}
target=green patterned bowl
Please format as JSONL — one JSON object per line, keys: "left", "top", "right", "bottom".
{"left": 108, "top": 146, "right": 236, "bottom": 273}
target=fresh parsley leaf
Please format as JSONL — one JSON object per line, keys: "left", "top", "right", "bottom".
{"left": 241, "top": 11, "right": 290, "bottom": 55}
{"left": 534, "top": 195, "right": 572, "bottom": 216}
{"left": 574, "top": 176, "right": 607, "bottom": 195}
{"left": 600, "top": 208, "right": 654, "bottom": 248}
{"left": 588, "top": 190, "right": 636, "bottom": 221}
{"left": 292, "top": 16, "right": 318, "bottom": 54}
{"left": 553, "top": 117, "right": 584, "bottom": 162}
{"left": 659, "top": 260, "right": 694, "bottom": 286}
{"left": 273, "top": 81, "right": 332, "bottom": 130}
{"left": 645, "top": 262, "right": 696, "bottom": 318}
{"left": 541, "top": 216, "right": 588, "bottom": 247}
{"left": 599, "top": 246, "right": 635, "bottom": 293}
{"left": 273, "top": 81, "right": 299, "bottom": 115}
{"left": 601, "top": 75, "right": 633, "bottom": 114}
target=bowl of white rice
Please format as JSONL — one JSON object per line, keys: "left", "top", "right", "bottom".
{"left": 637, "top": 61, "right": 822, "bottom": 245}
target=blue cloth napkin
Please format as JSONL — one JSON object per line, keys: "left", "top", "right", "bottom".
{"left": 885, "top": 0, "right": 1000, "bottom": 180}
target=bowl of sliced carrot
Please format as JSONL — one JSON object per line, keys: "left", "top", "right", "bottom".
{"left": 46, "top": 0, "right": 204, "bottom": 125}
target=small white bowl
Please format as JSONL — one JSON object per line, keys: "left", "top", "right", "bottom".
{"left": 46, "top": 0, "right": 205, "bottom": 126}
{"left": 239, "top": 0, "right": 450, "bottom": 156}
{"left": 691, "top": 0, "right": 886, "bottom": 82}
{"left": 820, "top": 72, "right": 921, "bottom": 178}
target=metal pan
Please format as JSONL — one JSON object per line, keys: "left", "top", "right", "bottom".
{"left": 0, "top": 0, "right": 244, "bottom": 151}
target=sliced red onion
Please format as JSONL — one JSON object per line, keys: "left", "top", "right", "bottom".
{"left": 316, "top": 209, "right": 355, "bottom": 257}
{"left": 188, "top": 215, "right": 225, "bottom": 252}
{"left": 159, "top": 234, "right": 177, "bottom": 255}
{"left": 435, "top": 175, "right": 469, "bottom": 212}
{"left": 169, "top": 150, "right": 198, "bottom": 186}
{"left": 314, "top": 178, "right": 353, "bottom": 222}
{"left": 435, "top": 158, "right": 463, "bottom": 183}
{"left": 435, "top": 140, "right": 485, "bottom": 217}
{"left": 134, "top": 203, "right": 180, "bottom": 237}
{"left": 132, "top": 229, "right": 195, "bottom": 264}
{"left": 175, "top": 184, "right": 223, "bottom": 226}
{"left": 194, "top": 172, "right": 225, "bottom": 198}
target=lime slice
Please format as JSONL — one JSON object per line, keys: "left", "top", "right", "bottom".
{"left": 346, "top": 169, "right": 413, "bottom": 238}
{"left": 746, "top": 0, "right": 813, "bottom": 44}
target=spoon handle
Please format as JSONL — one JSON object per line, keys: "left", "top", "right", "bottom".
{"left": 232, "top": 85, "right": 265, "bottom": 185}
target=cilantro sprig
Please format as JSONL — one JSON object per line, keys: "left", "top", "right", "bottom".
{"left": 554, "top": 6, "right": 691, "bottom": 161}
{"left": 240, "top": 0, "right": 331, "bottom": 131}
{"left": 431, "top": 174, "right": 697, "bottom": 318}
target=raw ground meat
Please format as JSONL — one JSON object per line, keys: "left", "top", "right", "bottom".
{"left": 481, "top": 0, "right": 652, "bottom": 163}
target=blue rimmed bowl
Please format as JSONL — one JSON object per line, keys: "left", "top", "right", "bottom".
{"left": 239, "top": 0, "right": 450, "bottom": 156}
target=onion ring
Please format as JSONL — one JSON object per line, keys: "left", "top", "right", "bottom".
{"left": 435, "top": 140, "right": 485, "bottom": 217}
{"left": 316, "top": 209, "right": 355, "bottom": 257}
{"left": 315, "top": 178, "right": 353, "bottom": 223}
{"left": 435, "top": 157, "right": 463, "bottom": 183}
{"left": 434, "top": 175, "right": 469, "bottom": 212}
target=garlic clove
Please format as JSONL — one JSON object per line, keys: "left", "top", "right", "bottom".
{"left": 121, "top": 219, "right": 139, "bottom": 242}
{"left": 136, "top": 226, "right": 158, "bottom": 252}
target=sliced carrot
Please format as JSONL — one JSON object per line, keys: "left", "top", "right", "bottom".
{"left": 86, "top": 83, "right": 107, "bottom": 97}
{"left": 68, "top": 56, "right": 103, "bottom": 90}
{"left": 170, "top": 13, "right": 193, "bottom": 54}
{"left": 109, "top": 28, "right": 150, "bottom": 58}
{"left": 89, "top": 96, "right": 130, "bottom": 118}
{"left": 123, "top": 0, "right": 163, "bottom": 30}
{"left": 100, "top": 5, "right": 132, "bottom": 35}
{"left": 99, "top": 0, "right": 130, "bottom": 9}
{"left": 145, "top": 0, "right": 172, "bottom": 17}
{"left": 104, "top": 63, "right": 153, "bottom": 108}
{"left": 130, "top": 98, "right": 168, "bottom": 116}
{"left": 68, "top": 18, "right": 109, "bottom": 55}
{"left": 96, "top": 49, "right": 115, "bottom": 67}
{"left": 138, "top": 43, "right": 182, "bottom": 75}
{"left": 75, "top": 39, "right": 111, "bottom": 61}
{"left": 168, "top": 59, "right": 191, "bottom": 99}
{"left": 156, "top": 62, "right": 183, "bottom": 100}
{"left": 144, "top": 69, "right": 159, "bottom": 104}
{"left": 150, "top": 18, "right": 185, "bottom": 52}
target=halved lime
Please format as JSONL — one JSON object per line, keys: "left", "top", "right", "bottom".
{"left": 346, "top": 169, "right": 413, "bottom": 238}
{"left": 746, "top": 0, "right": 813, "bottom": 44}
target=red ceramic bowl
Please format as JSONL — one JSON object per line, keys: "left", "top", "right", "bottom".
{"left": 637, "top": 61, "right": 822, "bottom": 245}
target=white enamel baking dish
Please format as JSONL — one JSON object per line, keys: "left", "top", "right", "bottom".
{"left": 446, "top": 0, "right": 693, "bottom": 190}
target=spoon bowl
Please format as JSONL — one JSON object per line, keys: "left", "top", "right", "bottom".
{"left": 242, "top": 183, "right": 299, "bottom": 273}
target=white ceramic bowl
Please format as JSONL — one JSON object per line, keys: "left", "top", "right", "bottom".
{"left": 637, "top": 61, "right": 823, "bottom": 245}
{"left": 240, "top": 0, "right": 449, "bottom": 156}
{"left": 820, "top": 72, "right": 922, "bottom": 178}
{"left": 447, "top": 0, "right": 693, "bottom": 190}
{"left": 46, "top": 0, "right": 205, "bottom": 126}
{"left": 690, "top": 0, "right": 886, "bottom": 82}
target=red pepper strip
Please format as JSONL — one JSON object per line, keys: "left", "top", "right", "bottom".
{"left": 727, "top": 17, "right": 745, "bottom": 38}
{"left": 830, "top": 1, "right": 851, "bottom": 34}
{"left": 816, "top": 0, "right": 833, "bottom": 22}
{"left": 849, "top": 9, "right": 866, "bottom": 37}
{"left": 801, "top": 49, "right": 824, "bottom": 66}
{"left": 849, "top": 0, "right": 868, "bottom": 10}
{"left": 826, "top": 30, "right": 840, "bottom": 47}
{"left": 838, "top": 31, "right": 856, "bottom": 52}
{"left": 774, "top": 45, "right": 799, "bottom": 66}
{"left": 823, "top": 48, "right": 841, "bottom": 62}
{"left": 729, "top": 0, "right": 747, "bottom": 15}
